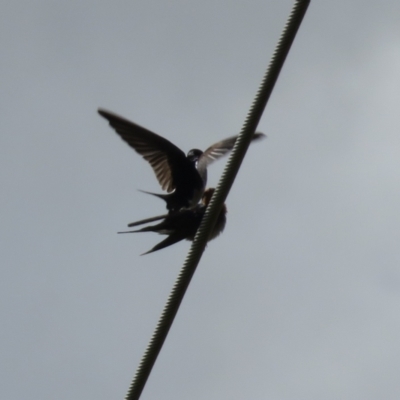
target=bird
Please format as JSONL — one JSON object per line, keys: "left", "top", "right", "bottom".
{"left": 98, "top": 108, "right": 265, "bottom": 212}
{"left": 118, "top": 188, "right": 227, "bottom": 255}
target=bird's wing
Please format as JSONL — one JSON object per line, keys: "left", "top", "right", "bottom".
{"left": 98, "top": 109, "right": 188, "bottom": 192}
{"left": 198, "top": 132, "right": 266, "bottom": 169}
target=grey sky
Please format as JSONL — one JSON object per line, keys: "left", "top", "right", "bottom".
{"left": 2, "top": 1, "right": 400, "bottom": 399}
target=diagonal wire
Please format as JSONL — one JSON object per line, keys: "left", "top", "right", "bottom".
{"left": 125, "top": 1, "right": 310, "bottom": 399}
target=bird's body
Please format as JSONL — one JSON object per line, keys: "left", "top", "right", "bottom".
{"left": 98, "top": 108, "right": 264, "bottom": 211}
{"left": 119, "top": 188, "right": 227, "bottom": 255}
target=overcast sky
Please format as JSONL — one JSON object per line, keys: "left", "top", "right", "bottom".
{"left": 2, "top": 1, "right": 400, "bottom": 399}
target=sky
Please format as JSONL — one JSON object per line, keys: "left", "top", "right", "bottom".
{"left": 2, "top": 1, "right": 400, "bottom": 399}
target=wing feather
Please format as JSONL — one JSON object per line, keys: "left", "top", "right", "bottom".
{"left": 198, "top": 132, "right": 266, "bottom": 169}
{"left": 98, "top": 109, "right": 187, "bottom": 192}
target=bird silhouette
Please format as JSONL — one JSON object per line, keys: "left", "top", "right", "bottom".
{"left": 118, "top": 188, "right": 227, "bottom": 255}
{"left": 98, "top": 108, "right": 264, "bottom": 211}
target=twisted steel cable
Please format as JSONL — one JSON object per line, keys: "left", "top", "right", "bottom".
{"left": 125, "top": 1, "right": 310, "bottom": 399}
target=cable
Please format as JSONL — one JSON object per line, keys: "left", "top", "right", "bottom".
{"left": 124, "top": 1, "right": 311, "bottom": 399}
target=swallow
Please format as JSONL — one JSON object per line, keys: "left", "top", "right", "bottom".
{"left": 98, "top": 108, "right": 265, "bottom": 212}
{"left": 118, "top": 188, "right": 227, "bottom": 255}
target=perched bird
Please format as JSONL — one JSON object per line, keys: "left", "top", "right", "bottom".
{"left": 98, "top": 108, "right": 265, "bottom": 211}
{"left": 118, "top": 188, "right": 227, "bottom": 255}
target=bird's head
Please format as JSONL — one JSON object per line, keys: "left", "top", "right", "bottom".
{"left": 186, "top": 149, "right": 203, "bottom": 163}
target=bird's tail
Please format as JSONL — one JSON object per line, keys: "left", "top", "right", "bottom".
{"left": 140, "top": 234, "right": 185, "bottom": 256}
{"left": 118, "top": 226, "right": 156, "bottom": 234}
{"left": 138, "top": 189, "right": 169, "bottom": 202}
{"left": 117, "top": 213, "right": 168, "bottom": 234}
{"left": 127, "top": 214, "right": 168, "bottom": 228}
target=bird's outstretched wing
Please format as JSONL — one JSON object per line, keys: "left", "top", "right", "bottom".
{"left": 198, "top": 132, "right": 266, "bottom": 169}
{"left": 98, "top": 109, "right": 188, "bottom": 192}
